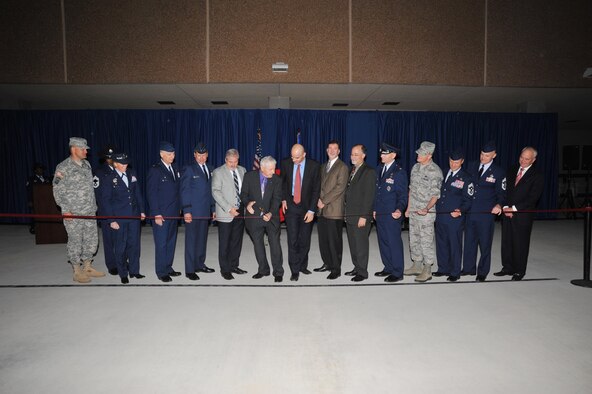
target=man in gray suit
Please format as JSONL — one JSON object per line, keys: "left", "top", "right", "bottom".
{"left": 212, "top": 149, "right": 248, "bottom": 280}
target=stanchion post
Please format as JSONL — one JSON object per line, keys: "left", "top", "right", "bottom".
{"left": 572, "top": 206, "right": 592, "bottom": 287}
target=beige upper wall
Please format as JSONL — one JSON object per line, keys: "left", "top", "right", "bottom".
{"left": 1, "top": 0, "right": 591, "bottom": 87}
{"left": 0, "top": 0, "right": 64, "bottom": 83}
{"left": 210, "top": 0, "right": 349, "bottom": 83}
{"left": 352, "top": 0, "right": 485, "bottom": 85}
{"left": 487, "top": 0, "right": 592, "bottom": 87}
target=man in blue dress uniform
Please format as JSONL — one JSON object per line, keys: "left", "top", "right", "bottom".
{"left": 462, "top": 141, "right": 506, "bottom": 282}
{"left": 373, "top": 142, "right": 408, "bottom": 283}
{"left": 180, "top": 142, "right": 216, "bottom": 280}
{"left": 93, "top": 145, "right": 118, "bottom": 275}
{"left": 98, "top": 153, "right": 146, "bottom": 284}
{"left": 147, "top": 141, "right": 181, "bottom": 282}
{"left": 435, "top": 149, "right": 473, "bottom": 282}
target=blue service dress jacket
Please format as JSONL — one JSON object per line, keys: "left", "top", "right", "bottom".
{"left": 98, "top": 169, "right": 145, "bottom": 223}
{"left": 180, "top": 162, "right": 214, "bottom": 218}
{"left": 147, "top": 162, "right": 180, "bottom": 218}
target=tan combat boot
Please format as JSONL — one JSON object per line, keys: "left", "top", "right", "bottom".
{"left": 415, "top": 264, "right": 432, "bottom": 282}
{"left": 404, "top": 261, "right": 423, "bottom": 276}
{"left": 73, "top": 263, "right": 91, "bottom": 283}
{"left": 83, "top": 260, "right": 106, "bottom": 278}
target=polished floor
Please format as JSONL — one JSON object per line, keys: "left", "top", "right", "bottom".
{"left": 0, "top": 220, "right": 591, "bottom": 393}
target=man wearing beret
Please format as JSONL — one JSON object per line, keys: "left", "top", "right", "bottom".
{"left": 404, "top": 141, "right": 443, "bottom": 282}
{"left": 147, "top": 141, "right": 182, "bottom": 282}
{"left": 53, "top": 137, "right": 105, "bottom": 283}
{"left": 181, "top": 142, "right": 216, "bottom": 281}
{"left": 435, "top": 149, "right": 473, "bottom": 282}
{"left": 93, "top": 144, "right": 119, "bottom": 276}
{"left": 373, "top": 142, "right": 408, "bottom": 282}
{"left": 462, "top": 141, "right": 506, "bottom": 282}
{"left": 98, "top": 153, "right": 146, "bottom": 284}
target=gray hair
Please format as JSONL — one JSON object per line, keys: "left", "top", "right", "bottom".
{"left": 522, "top": 146, "right": 538, "bottom": 158}
{"left": 226, "top": 148, "right": 240, "bottom": 159}
{"left": 260, "top": 156, "right": 276, "bottom": 168}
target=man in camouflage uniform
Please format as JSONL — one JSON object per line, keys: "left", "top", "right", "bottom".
{"left": 53, "top": 137, "right": 104, "bottom": 283}
{"left": 404, "top": 141, "right": 443, "bottom": 282}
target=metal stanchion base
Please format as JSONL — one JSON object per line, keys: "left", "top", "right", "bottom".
{"left": 571, "top": 279, "right": 592, "bottom": 288}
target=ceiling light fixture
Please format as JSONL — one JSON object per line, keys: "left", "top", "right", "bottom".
{"left": 157, "top": 100, "right": 175, "bottom": 105}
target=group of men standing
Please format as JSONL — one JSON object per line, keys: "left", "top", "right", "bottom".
{"left": 52, "top": 136, "right": 544, "bottom": 285}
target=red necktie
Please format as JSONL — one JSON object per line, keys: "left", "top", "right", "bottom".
{"left": 515, "top": 167, "right": 524, "bottom": 186}
{"left": 294, "top": 164, "right": 301, "bottom": 204}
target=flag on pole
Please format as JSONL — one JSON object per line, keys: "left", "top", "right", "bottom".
{"left": 253, "top": 127, "right": 262, "bottom": 170}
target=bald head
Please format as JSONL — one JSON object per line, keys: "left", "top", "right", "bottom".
{"left": 291, "top": 144, "right": 306, "bottom": 164}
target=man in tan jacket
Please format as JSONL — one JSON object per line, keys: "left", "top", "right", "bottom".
{"left": 316, "top": 140, "right": 349, "bottom": 279}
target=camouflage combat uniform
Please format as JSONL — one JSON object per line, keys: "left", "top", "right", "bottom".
{"left": 53, "top": 157, "right": 98, "bottom": 264}
{"left": 408, "top": 161, "right": 443, "bottom": 267}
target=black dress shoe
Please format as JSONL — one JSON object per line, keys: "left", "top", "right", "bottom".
{"left": 384, "top": 274, "right": 402, "bottom": 283}
{"left": 252, "top": 273, "right": 268, "bottom": 279}
{"left": 461, "top": 271, "right": 476, "bottom": 276}
{"left": 159, "top": 275, "right": 172, "bottom": 283}
{"left": 511, "top": 274, "right": 524, "bottom": 281}
{"left": 432, "top": 271, "right": 449, "bottom": 277}
{"left": 108, "top": 268, "right": 119, "bottom": 276}
{"left": 493, "top": 270, "right": 513, "bottom": 277}
{"left": 169, "top": 270, "right": 182, "bottom": 277}
{"left": 351, "top": 275, "right": 366, "bottom": 282}
{"left": 476, "top": 275, "right": 486, "bottom": 282}
{"left": 300, "top": 268, "right": 312, "bottom": 275}
{"left": 121, "top": 277, "right": 129, "bottom": 284}
{"left": 196, "top": 266, "right": 215, "bottom": 273}
{"left": 290, "top": 273, "right": 299, "bottom": 281}
{"left": 232, "top": 268, "right": 247, "bottom": 275}
{"left": 130, "top": 274, "right": 145, "bottom": 279}
{"left": 447, "top": 276, "right": 460, "bottom": 282}
{"left": 344, "top": 270, "right": 357, "bottom": 276}
{"left": 274, "top": 276, "right": 283, "bottom": 283}
{"left": 327, "top": 272, "right": 341, "bottom": 280}
{"left": 222, "top": 272, "right": 234, "bottom": 280}
{"left": 374, "top": 270, "right": 389, "bottom": 277}
{"left": 185, "top": 273, "right": 200, "bottom": 281}
{"left": 314, "top": 265, "right": 329, "bottom": 272}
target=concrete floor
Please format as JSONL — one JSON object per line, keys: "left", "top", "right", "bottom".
{"left": 0, "top": 220, "right": 591, "bottom": 393}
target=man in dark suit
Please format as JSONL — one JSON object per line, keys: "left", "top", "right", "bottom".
{"left": 496, "top": 147, "right": 544, "bottom": 281}
{"left": 435, "top": 149, "right": 473, "bottom": 282}
{"left": 281, "top": 144, "right": 321, "bottom": 281}
{"left": 98, "top": 153, "right": 146, "bottom": 284}
{"left": 316, "top": 140, "right": 349, "bottom": 279}
{"left": 344, "top": 144, "right": 376, "bottom": 282}
{"left": 241, "top": 156, "right": 284, "bottom": 282}
{"left": 211, "top": 148, "right": 248, "bottom": 280}
{"left": 462, "top": 141, "right": 506, "bottom": 282}
{"left": 373, "top": 142, "right": 408, "bottom": 283}
{"left": 147, "top": 141, "right": 181, "bottom": 282}
{"left": 180, "top": 142, "right": 215, "bottom": 280}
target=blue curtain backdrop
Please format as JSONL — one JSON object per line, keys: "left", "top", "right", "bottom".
{"left": 0, "top": 109, "right": 557, "bottom": 223}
